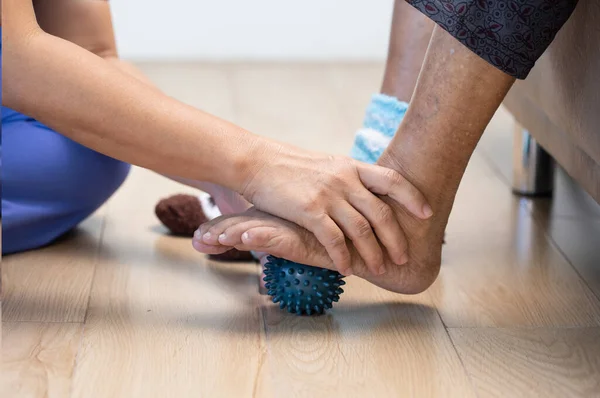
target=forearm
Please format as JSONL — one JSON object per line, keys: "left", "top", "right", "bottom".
{"left": 384, "top": 26, "right": 515, "bottom": 206}
{"left": 103, "top": 60, "right": 215, "bottom": 190}
{"left": 2, "top": 28, "right": 270, "bottom": 192}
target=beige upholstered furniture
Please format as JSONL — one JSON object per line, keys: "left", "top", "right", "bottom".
{"left": 503, "top": 0, "right": 600, "bottom": 202}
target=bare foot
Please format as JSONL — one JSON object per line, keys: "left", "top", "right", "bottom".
{"left": 193, "top": 129, "right": 462, "bottom": 295}
{"left": 193, "top": 148, "right": 452, "bottom": 295}
{"left": 193, "top": 209, "right": 439, "bottom": 295}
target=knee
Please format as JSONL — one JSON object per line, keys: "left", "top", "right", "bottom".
{"left": 3, "top": 119, "right": 131, "bottom": 210}
{"left": 88, "top": 158, "right": 130, "bottom": 207}
{"left": 60, "top": 153, "right": 130, "bottom": 212}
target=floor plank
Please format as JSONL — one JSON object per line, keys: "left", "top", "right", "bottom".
{"left": 256, "top": 278, "right": 476, "bottom": 398}
{"left": 327, "top": 63, "right": 385, "bottom": 131}
{"left": 134, "top": 62, "right": 237, "bottom": 122}
{"left": 544, "top": 219, "right": 600, "bottom": 299}
{"left": 1, "top": 322, "right": 83, "bottom": 398}
{"left": 429, "top": 153, "right": 600, "bottom": 327}
{"left": 449, "top": 327, "right": 600, "bottom": 398}
{"left": 527, "top": 169, "right": 600, "bottom": 220}
{"left": 70, "top": 168, "right": 264, "bottom": 398}
{"left": 230, "top": 63, "right": 353, "bottom": 154}
{"left": 2, "top": 211, "right": 105, "bottom": 322}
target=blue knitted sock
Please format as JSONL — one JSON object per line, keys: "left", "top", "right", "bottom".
{"left": 349, "top": 94, "right": 408, "bottom": 164}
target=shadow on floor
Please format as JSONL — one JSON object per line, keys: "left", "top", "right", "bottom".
{"left": 5, "top": 224, "right": 440, "bottom": 337}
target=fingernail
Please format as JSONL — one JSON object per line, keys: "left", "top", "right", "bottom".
{"left": 242, "top": 232, "right": 250, "bottom": 242}
{"left": 203, "top": 232, "right": 211, "bottom": 241}
{"left": 422, "top": 204, "right": 433, "bottom": 218}
{"left": 218, "top": 233, "right": 227, "bottom": 242}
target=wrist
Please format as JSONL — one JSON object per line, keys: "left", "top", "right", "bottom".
{"left": 218, "top": 130, "right": 282, "bottom": 198}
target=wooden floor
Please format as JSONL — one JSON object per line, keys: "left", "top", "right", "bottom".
{"left": 2, "top": 63, "right": 600, "bottom": 398}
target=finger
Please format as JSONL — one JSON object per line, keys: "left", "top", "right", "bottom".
{"left": 237, "top": 226, "right": 333, "bottom": 269}
{"left": 330, "top": 203, "right": 385, "bottom": 275}
{"left": 348, "top": 190, "right": 408, "bottom": 265}
{"left": 357, "top": 163, "right": 433, "bottom": 219}
{"left": 308, "top": 214, "right": 353, "bottom": 276}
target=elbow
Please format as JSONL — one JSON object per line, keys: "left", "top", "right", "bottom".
{"left": 4, "top": 15, "right": 43, "bottom": 46}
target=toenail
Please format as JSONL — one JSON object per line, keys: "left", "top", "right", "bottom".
{"left": 194, "top": 229, "right": 202, "bottom": 239}
{"left": 242, "top": 232, "right": 250, "bottom": 242}
{"left": 203, "top": 232, "right": 211, "bottom": 241}
{"left": 378, "top": 264, "right": 387, "bottom": 275}
{"left": 398, "top": 253, "right": 409, "bottom": 265}
{"left": 218, "top": 233, "right": 227, "bottom": 242}
{"left": 422, "top": 204, "right": 433, "bottom": 218}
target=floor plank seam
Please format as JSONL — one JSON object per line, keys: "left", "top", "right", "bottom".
{"left": 529, "top": 213, "right": 600, "bottom": 307}
{"left": 68, "top": 323, "right": 87, "bottom": 398}
{"left": 251, "top": 340, "right": 268, "bottom": 398}
{"left": 435, "top": 307, "right": 481, "bottom": 398}
{"left": 81, "top": 205, "right": 109, "bottom": 325}
{"left": 69, "top": 206, "right": 109, "bottom": 398}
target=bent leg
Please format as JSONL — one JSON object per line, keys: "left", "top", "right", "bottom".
{"left": 350, "top": 1, "right": 433, "bottom": 164}
{"left": 380, "top": 0, "right": 434, "bottom": 101}
{"left": 193, "top": 26, "right": 515, "bottom": 294}
{"left": 2, "top": 109, "right": 130, "bottom": 254}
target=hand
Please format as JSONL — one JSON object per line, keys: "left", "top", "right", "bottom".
{"left": 201, "top": 143, "right": 432, "bottom": 276}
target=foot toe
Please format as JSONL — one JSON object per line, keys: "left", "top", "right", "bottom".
{"left": 219, "top": 220, "right": 265, "bottom": 246}
{"left": 192, "top": 239, "right": 231, "bottom": 255}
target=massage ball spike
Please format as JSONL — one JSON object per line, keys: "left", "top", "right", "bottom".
{"left": 264, "top": 255, "right": 345, "bottom": 315}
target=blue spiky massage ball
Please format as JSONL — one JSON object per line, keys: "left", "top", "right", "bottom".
{"left": 263, "top": 256, "right": 346, "bottom": 315}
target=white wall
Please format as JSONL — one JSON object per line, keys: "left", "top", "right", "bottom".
{"left": 110, "top": 0, "right": 394, "bottom": 61}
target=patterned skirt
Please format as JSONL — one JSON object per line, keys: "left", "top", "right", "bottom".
{"left": 407, "top": 0, "right": 579, "bottom": 78}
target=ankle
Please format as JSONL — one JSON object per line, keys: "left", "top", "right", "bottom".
{"left": 378, "top": 131, "right": 462, "bottom": 215}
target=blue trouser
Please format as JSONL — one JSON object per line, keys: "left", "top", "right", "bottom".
{"left": 0, "top": 29, "right": 130, "bottom": 254}
{"left": 1, "top": 106, "right": 131, "bottom": 254}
